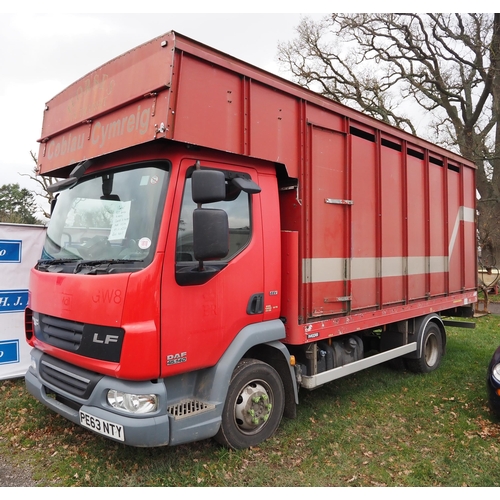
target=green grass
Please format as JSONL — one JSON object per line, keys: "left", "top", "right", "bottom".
{"left": 2, "top": 315, "right": 500, "bottom": 486}
{"left": 478, "top": 288, "right": 500, "bottom": 303}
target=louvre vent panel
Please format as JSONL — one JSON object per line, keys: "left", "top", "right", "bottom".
{"left": 39, "top": 355, "right": 102, "bottom": 400}
{"left": 167, "top": 400, "right": 215, "bottom": 420}
{"left": 39, "top": 314, "right": 84, "bottom": 350}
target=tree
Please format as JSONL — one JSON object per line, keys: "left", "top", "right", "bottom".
{"left": 0, "top": 183, "right": 41, "bottom": 225}
{"left": 19, "top": 151, "right": 60, "bottom": 220}
{"left": 278, "top": 13, "right": 500, "bottom": 266}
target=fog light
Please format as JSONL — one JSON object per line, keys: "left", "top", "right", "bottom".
{"left": 492, "top": 363, "right": 500, "bottom": 384}
{"left": 107, "top": 390, "right": 158, "bottom": 414}
{"left": 30, "top": 356, "right": 37, "bottom": 371}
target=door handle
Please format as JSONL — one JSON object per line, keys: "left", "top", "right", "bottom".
{"left": 247, "top": 293, "right": 264, "bottom": 315}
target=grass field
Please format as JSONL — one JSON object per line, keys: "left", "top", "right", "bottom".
{"left": 1, "top": 313, "right": 500, "bottom": 487}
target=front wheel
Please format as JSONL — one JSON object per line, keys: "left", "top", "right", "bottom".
{"left": 406, "top": 322, "right": 443, "bottom": 374}
{"left": 215, "top": 358, "right": 285, "bottom": 450}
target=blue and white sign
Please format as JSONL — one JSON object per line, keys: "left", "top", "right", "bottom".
{"left": 0, "top": 223, "right": 46, "bottom": 380}
{"left": 0, "top": 339, "right": 20, "bottom": 365}
{"left": 0, "top": 239, "right": 22, "bottom": 263}
{"left": 0, "top": 289, "right": 29, "bottom": 313}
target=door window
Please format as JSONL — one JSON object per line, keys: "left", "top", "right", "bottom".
{"left": 176, "top": 173, "right": 251, "bottom": 263}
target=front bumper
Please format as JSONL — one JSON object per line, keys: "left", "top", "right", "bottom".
{"left": 487, "top": 346, "right": 500, "bottom": 418}
{"left": 24, "top": 348, "right": 224, "bottom": 447}
{"left": 487, "top": 376, "right": 500, "bottom": 417}
{"left": 25, "top": 359, "right": 171, "bottom": 447}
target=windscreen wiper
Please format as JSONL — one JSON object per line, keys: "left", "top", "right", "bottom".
{"left": 74, "top": 259, "right": 143, "bottom": 274}
{"left": 37, "top": 258, "right": 81, "bottom": 270}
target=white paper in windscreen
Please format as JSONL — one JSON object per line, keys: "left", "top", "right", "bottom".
{"left": 108, "top": 201, "right": 131, "bottom": 240}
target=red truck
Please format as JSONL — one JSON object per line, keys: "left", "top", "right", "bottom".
{"left": 25, "top": 31, "right": 477, "bottom": 450}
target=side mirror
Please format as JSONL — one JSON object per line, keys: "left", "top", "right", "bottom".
{"left": 191, "top": 169, "right": 226, "bottom": 204}
{"left": 47, "top": 159, "right": 92, "bottom": 194}
{"left": 47, "top": 177, "right": 77, "bottom": 194}
{"left": 50, "top": 194, "right": 59, "bottom": 215}
{"left": 231, "top": 177, "right": 261, "bottom": 194}
{"left": 193, "top": 208, "right": 229, "bottom": 261}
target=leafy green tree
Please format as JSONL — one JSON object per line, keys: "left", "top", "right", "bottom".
{"left": 0, "top": 183, "right": 41, "bottom": 225}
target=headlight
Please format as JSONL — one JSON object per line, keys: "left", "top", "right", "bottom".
{"left": 492, "top": 363, "right": 500, "bottom": 384}
{"left": 107, "top": 390, "right": 158, "bottom": 414}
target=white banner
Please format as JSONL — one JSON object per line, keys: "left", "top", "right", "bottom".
{"left": 0, "top": 223, "right": 46, "bottom": 380}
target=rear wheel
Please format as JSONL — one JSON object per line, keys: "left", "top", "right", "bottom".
{"left": 406, "top": 322, "right": 443, "bottom": 373}
{"left": 215, "top": 358, "right": 285, "bottom": 450}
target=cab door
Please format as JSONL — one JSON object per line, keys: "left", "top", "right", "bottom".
{"left": 160, "top": 159, "right": 264, "bottom": 376}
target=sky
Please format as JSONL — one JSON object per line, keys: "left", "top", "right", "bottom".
{"left": 0, "top": 3, "right": 482, "bottom": 217}
{"left": 0, "top": 8, "right": 329, "bottom": 217}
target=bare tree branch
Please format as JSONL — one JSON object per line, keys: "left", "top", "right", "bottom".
{"left": 278, "top": 13, "right": 500, "bottom": 261}
{"left": 18, "top": 151, "right": 60, "bottom": 220}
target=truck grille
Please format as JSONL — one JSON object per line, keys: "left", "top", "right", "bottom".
{"left": 38, "top": 314, "right": 84, "bottom": 351}
{"left": 34, "top": 312, "right": 125, "bottom": 362}
{"left": 39, "top": 354, "right": 103, "bottom": 400}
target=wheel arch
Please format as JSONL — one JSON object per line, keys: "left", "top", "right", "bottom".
{"left": 198, "top": 320, "right": 298, "bottom": 417}
{"left": 244, "top": 341, "right": 298, "bottom": 419}
{"left": 405, "top": 313, "right": 446, "bottom": 360}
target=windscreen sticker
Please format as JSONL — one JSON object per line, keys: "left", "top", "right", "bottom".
{"left": 138, "top": 237, "right": 151, "bottom": 250}
{"left": 108, "top": 201, "right": 131, "bottom": 241}
{"left": 139, "top": 175, "right": 159, "bottom": 186}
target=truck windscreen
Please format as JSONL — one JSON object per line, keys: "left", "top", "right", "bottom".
{"left": 39, "top": 163, "right": 169, "bottom": 272}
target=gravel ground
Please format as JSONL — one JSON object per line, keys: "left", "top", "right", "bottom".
{"left": 486, "top": 301, "right": 500, "bottom": 314}
{"left": 0, "top": 454, "right": 39, "bottom": 487}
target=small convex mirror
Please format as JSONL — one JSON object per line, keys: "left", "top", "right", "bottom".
{"left": 191, "top": 169, "right": 226, "bottom": 204}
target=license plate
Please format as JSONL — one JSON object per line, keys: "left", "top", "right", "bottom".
{"left": 79, "top": 411, "right": 125, "bottom": 441}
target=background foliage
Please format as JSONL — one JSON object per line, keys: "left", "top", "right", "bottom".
{"left": 0, "top": 183, "right": 41, "bottom": 225}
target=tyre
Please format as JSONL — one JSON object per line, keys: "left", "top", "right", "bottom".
{"left": 215, "top": 358, "right": 285, "bottom": 450}
{"left": 406, "top": 321, "right": 443, "bottom": 374}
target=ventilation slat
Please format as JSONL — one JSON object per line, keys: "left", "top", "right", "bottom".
{"left": 167, "top": 400, "right": 215, "bottom": 420}
{"left": 38, "top": 314, "right": 84, "bottom": 350}
{"left": 39, "top": 354, "right": 102, "bottom": 400}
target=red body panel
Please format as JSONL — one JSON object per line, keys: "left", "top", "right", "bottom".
{"left": 29, "top": 259, "right": 163, "bottom": 380}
